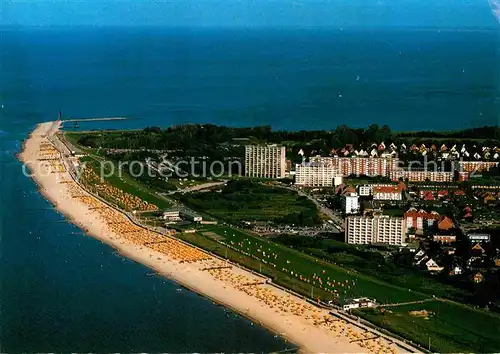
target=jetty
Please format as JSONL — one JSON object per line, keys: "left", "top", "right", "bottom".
{"left": 62, "top": 117, "right": 128, "bottom": 123}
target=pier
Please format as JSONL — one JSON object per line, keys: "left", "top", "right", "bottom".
{"left": 62, "top": 117, "right": 128, "bottom": 123}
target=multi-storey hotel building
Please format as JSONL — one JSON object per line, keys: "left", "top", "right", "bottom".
{"left": 295, "top": 162, "right": 340, "bottom": 187}
{"left": 389, "top": 170, "right": 469, "bottom": 182}
{"left": 346, "top": 215, "right": 406, "bottom": 245}
{"left": 245, "top": 145, "right": 286, "bottom": 179}
{"left": 458, "top": 161, "right": 498, "bottom": 173}
{"left": 310, "top": 156, "right": 398, "bottom": 177}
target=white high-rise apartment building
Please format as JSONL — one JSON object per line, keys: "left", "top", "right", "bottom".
{"left": 245, "top": 145, "right": 286, "bottom": 179}
{"left": 346, "top": 215, "right": 406, "bottom": 245}
{"left": 295, "top": 162, "right": 339, "bottom": 187}
{"left": 342, "top": 193, "right": 359, "bottom": 214}
{"left": 346, "top": 216, "right": 374, "bottom": 244}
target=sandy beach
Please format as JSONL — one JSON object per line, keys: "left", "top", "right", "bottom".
{"left": 19, "top": 121, "right": 411, "bottom": 353}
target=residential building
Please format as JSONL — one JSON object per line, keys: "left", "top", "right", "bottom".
{"left": 389, "top": 170, "right": 469, "bottom": 182}
{"left": 425, "top": 259, "right": 444, "bottom": 272}
{"left": 342, "top": 193, "right": 359, "bottom": 214}
{"left": 404, "top": 209, "right": 440, "bottom": 231}
{"left": 294, "top": 162, "right": 339, "bottom": 187}
{"left": 473, "top": 272, "right": 484, "bottom": 284}
{"left": 346, "top": 215, "right": 406, "bottom": 245}
{"left": 437, "top": 216, "right": 454, "bottom": 231}
{"left": 346, "top": 216, "right": 374, "bottom": 244}
{"left": 343, "top": 298, "right": 377, "bottom": 311}
{"left": 459, "top": 161, "right": 498, "bottom": 173}
{"left": 373, "top": 185, "right": 403, "bottom": 201}
{"left": 310, "top": 156, "right": 398, "bottom": 177}
{"left": 358, "top": 185, "right": 372, "bottom": 196}
{"left": 433, "top": 234, "right": 457, "bottom": 243}
{"left": 245, "top": 145, "right": 286, "bottom": 179}
{"left": 467, "top": 233, "right": 491, "bottom": 243}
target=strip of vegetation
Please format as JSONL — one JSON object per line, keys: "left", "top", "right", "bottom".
{"left": 354, "top": 300, "right": 500, "bottom": 353}
{"left": 178, "top": 180, "right": 321, "bottom": 226}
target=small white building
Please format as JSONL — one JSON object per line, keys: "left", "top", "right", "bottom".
{"left": 467, "top": 233, "right": 491, "bottom": 243}
{"left": 180, "top": 210, "right": 203, "bottom": 222}
{"left": 163, "top": 210, "right": 181, "bottom": 221}
{"left": 343, "top": 297, "right": 377, "bottom": 311}
{"left": 342, "top": 193, "right": 359, "bottom": 214}
{"left": 358, "top": 185, "right": 372, "bottom": 197}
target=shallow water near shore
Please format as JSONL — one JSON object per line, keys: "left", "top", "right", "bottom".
{"left": 0, "top": 127, "right": 293, "bottom": 352}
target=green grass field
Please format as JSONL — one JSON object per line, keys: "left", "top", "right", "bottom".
{"left": 80, "top": 156, "right": 172, "bottom": 210}
{"left": 179, "top": 180, "right": 320, "bottom": 225}
{"left": 176, "top": 224, "right": 500, "bottom": 352}
{"left": 356, "top": 300, "right": 500, "bottom": 352}
{"left": 184, "top": 224, "right": 426, "bottom": 304}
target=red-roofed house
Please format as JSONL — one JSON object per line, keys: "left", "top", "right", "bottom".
{"left": 438, "top": 216, "right": 454, "bottom": 231}
{"left": 437, "top": 190, "right": 449, "bottom": 198}
{"left": 454, "top": 190, "right": 466, "bottom": 196}
{"left": 342, "top": 186, "right": 357, "bottom": 195}
{"left": 373, "top": 185, "right": 403, "bottom": 201}
{"left": 422, "top": 191, "right": 435, "bottom": 201}
{"left": 404, "top": 209, "right": 440, "bottom": 231}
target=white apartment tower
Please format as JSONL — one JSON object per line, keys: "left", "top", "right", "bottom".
{"left": 342, "top": 193, "right": 360, "bottom": 214}
{"left": 245, "top": 145, "right": 286, "bottom": 179}
{"left": 346, "top": 215, "right": 406, "bottom": 245}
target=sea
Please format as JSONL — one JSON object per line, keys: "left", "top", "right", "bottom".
{"left": 1, "top": 26, "right": 499, "bottom": 352}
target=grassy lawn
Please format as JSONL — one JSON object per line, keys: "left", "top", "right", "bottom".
{"left": 81, "top": 156, "right": 172, "bottom": 210}
{"left": 182, "top": 224, "right": 426, "bottom": 304}
{"left": 179, "top": 180, "right": 320, "bottom": 225}
{"left": 355, "top": 301, "right": 500, "bottom": 353}
{"left": 176, "top": 224, "right": 500, "bottom": 352}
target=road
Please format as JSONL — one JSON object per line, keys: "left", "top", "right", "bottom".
{"left": 280, "top": 185, "right": 345, "bottom": 232}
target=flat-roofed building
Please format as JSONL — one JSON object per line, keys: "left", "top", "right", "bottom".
{"left": 390, "top": 170, "right": 469, "bottom": 182}
{"left": 467, "top": 233, "right": 491, "bottom": 243}
{"left": 295, "top": 162, "right": 339, "bottom": 187}
{"left": 342, "top": 193, "right": 359, "bottom": 214}
{"left": 310, "top": 156, "right": 398, "bottom": 177}
{"left": 459, "top": 161, "right": 498, "bottom": 173}
{"left": 358, "top": 185, "right": 373, "bottom": 196}
{"left": 346, "top": 215, "right": 406, "bottom": 245}
{"left": 245, "top": 145, "right": 286, "bottom": 179}
{"left": 346, "top": 216, "right": 374, "bottom": 244}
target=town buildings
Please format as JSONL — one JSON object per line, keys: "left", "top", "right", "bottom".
{"left": 345, "top": 215, "right": 406, "bottom": 245}
{"left": 310, "top": 156, "right": 398, "bottom": 177}
{"left": 459, "top": 161, "right": 498, "bottom": 173}
{"left": 358, "top": 185, "right": 372, "bottom": 196}
{"left": 404, "top": 208, "right": 440, "bottom": 231}
{"left": 294, "top": 162, "right": 341, "bottom": 187}
{"left": 245, "top": 145, "right": 286, "bottom": 179}
{"left": 373, "top": 185, "right": 403, "bottom": 201}
{"left": 389, "top": 170, "right": 469, "bottom": 182}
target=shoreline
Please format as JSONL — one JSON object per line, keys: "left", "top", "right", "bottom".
{"left": 18, "top": 121, "right": 411, "bottom": 354}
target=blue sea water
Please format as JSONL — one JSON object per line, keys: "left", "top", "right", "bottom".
{"left": 0, "top": 26, "right": 499, "bottom": 352}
